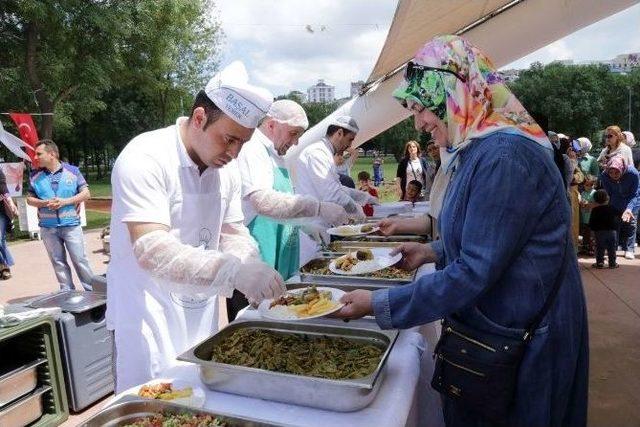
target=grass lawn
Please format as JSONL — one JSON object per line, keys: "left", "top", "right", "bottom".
{"left": 85, "top": 209, "right": 111, "bottom": 229}
{"left": 349, "top": 156, "right": 399, "bottom": 203}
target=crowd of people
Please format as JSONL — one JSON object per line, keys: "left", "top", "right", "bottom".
{"left": 4, "top": 32, "right": 638, "bottom": 427}
{"left": 548, "top": 128, "right": 640, "bottom": 267}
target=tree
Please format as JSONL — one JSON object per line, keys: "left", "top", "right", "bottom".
{"left": 508, "top": 62, "right": 639, "bottom": 147}
{"left": 0, "top": 0, "right": 223, "bottom": 175}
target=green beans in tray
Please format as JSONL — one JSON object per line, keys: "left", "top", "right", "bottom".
{"left": 211, "top": 328, "right": 384, "bottom": 380}
{"left": 123, "top": 411, "right": 227, "bottom": 426}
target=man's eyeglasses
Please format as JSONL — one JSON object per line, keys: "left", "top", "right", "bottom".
{"left": 406, "top": 61, "right": 466, "bottom": 83}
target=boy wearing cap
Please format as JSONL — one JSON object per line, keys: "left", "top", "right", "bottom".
{"left": 107, "top": 62, "right": 285, "bottom": 392}
{"left": 293, "top": 115, "right": 379, "bottom": 264}
{"left": 232, "top": 100, "right": 349, "bottom": 320}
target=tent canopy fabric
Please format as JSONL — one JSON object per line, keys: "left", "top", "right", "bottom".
{"left": 367, "top": 0, "right": 639, "bottom": 89}
{"left": 287, "top": 0, "right": 639, "bottom": 167}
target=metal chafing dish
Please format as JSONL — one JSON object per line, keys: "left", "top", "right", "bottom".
{"left": 178, "top": 319, "right": 399, "bottom": 412}
{"left": 286, "top": 281, "right": 391, "bottom": 292}
{"left": 0, "top": 358, "right": 46, "bottom": 407}
{"left": 299, "top": 255, "right": 416, "bottom": 286}
{"left": 338, "top": 234, "right": 427, "bottom": 243}
{"left": 79, "top": 398, "right": 286, "bottom": 426}
{"left": 0, "top": 386, "right": 51, "bottom": 427}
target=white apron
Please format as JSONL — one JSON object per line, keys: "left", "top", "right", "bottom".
{"left": 114, "top": 170, "right": 227, "bottom": 392}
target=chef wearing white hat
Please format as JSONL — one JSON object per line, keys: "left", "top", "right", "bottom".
{"left": 231, "top": 101, "right": 350, "bottom": 319}
{"left": 106, "top": 61, "right": 284, "bottom": 392}
{"left": 294, "top": 115, "right": 379, "bottom": 264}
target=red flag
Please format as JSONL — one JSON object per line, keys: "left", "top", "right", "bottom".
{"left": 8, "top": 113, "right": 39, "bottom": 167}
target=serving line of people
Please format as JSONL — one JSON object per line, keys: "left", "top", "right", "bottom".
{"left": 106, "top": 34, "right": 588, "bottom": 427}
{"left": 106, "top": 61, "right": 372, "bottom": 393}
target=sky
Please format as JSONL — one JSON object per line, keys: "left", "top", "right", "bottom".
{"left": 214, "top": 1, "right": 640, "bottom": 99}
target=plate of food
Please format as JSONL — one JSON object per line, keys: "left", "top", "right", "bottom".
{"left": 258, "top": 285, "right": 345, "bottom": 320}
{"left": 326, "top": 223, "right": 379, "bottom": 237}
{"left": 328, "top": 248, "right": 402, "bottom": 275}
{"left": 131, "top": 379, "right": 206, "bottom": 408}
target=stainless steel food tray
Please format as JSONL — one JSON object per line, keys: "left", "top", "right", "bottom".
{"left": 178, "top": 319, "right": 399, "bottom": 412}
{"left": 0, "top": 358, "right": 46, "bottom": 407}
{"left": 79, "top": 398, "right": 286, "bottom": 426}
{"left": 0, "top": 386, "right": 50, "bottom": 427}
{"left": 339, "top": 234, "right": 427, "bottom": 242}
{"left": 286, "top": 281, "right": 392, "bottom": 293}
{"left": 299, "top": 256, "right": 416, "bottom": 286}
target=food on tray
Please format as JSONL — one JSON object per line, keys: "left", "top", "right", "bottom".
{"left": 360, "top": 224, "right": 374, "bottom": 233}
{"left": 356, "top": 249, "right": 374, "bottom": 261}
{"left": 268, "top": 285, "right": 338, "bottom": 318}
{"left": 211, "top": 328, "right": 384, "bottom": 380}
{"left": 334, "top": 252, "right": 359, "bottom": 271}
{"left": 334, "top": 225, "right": 358, "bottom": 236}
{"left": 302, "top": 258, "right": 412, "bottom": 279}
{"left": 137, "top": 382, "right": 193, "bottom": 401}
{"left": 123, "top": 412, "right": 226, "bottom": 426}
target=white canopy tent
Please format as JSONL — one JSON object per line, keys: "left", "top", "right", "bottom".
{"left": 286, "top": 0, "right": 639, "bottom": 167}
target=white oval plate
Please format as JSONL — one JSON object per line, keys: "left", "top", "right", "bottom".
{"left": 258, "top": 287, "right": 345, "bottom": 321}
{"left": 129, "top": 378, "right": 206, "bottom": 408}
{"left": 329, "top": 247, "right": 402, "bottom": 275}
{"left": 326, "top": 224, "right": 380, "bottom": 237}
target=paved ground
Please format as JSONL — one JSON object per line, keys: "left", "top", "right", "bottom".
{"left": 1, "top": 230, "right": 638, "bottom": 426}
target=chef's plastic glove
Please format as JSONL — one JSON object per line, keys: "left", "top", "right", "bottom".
{"left": 234, "top": 262, "right": 285, "bottom": 303}
{"left": 345, "top": 201, "right": 367, "bottom": 223}
{"left": 365, "top": 194, "right": 380, "bottom": 205}
{"left": 318, "top": 201, "right": 349, "bottom": 226}
{"left": 300, "top": 221, "right": 330, "bottom": 246}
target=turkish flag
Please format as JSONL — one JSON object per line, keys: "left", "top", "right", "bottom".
{"left": 8, "top": 113, "right": 39, "bottom": 167}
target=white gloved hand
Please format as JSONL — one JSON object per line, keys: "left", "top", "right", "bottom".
{"left": 365, "top": 194, "right": 380, "bottom": 205}
{"left": 318, "top": 202, "right": 349, "bottom": 226}
{"left": 300, "top": 221, "right": 330, "bottom": 246}
{"left": 345, "top": 202, "right": 367, "bottom": 223}
{"left": 233, "top": 262, "right": 285, "bottom": 303}
{"left": 345, "top": 187, "right": 378, "bottom": 205}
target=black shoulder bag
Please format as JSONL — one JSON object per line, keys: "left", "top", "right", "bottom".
{"left": 431, "top": 234, "right": 569, "bottom": 424}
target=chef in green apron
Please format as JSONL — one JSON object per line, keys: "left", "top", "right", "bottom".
{"left": 232, "top": 100, "right": 349, "bottom": 319}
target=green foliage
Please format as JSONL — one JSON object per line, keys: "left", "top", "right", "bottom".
{"left": 0, "top": 0, "right": 223, "bottom": 173}
{"left": 509, "top": 62, "right": 640, "bottom": 148}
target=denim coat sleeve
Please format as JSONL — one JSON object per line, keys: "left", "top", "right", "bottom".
{"left": 373, "top": 146, "right": 543, "bottom": 330}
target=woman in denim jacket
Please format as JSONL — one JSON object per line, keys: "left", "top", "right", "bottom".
{"left": 336, "top": 36, "right": 588, "bottom": 427}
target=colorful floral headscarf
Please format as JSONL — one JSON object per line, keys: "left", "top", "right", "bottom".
{"left": 393, "top": 35, "right": 549, "bottom": 153}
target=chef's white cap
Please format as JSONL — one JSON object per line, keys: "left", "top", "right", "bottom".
{"left": 268, "top": 100, "right": 309, "bottom": 130}
{"left": 329, "top": 115, "right": 359, "bottom": 134}
{"left": 204, "top": 61, "right": 273, "bottom": 129}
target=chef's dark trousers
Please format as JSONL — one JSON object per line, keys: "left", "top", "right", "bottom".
{"left": 226, "top": 290, "right": 249, "bottom": 322}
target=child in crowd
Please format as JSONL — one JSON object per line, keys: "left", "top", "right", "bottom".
{"left": 589, "top": 189, "right": 619, "bottom": 268}
{"left": 403, "top": 180, "right": 423, "bottom": 204}
{"left": 357, "top": 171, "right": 379, "bottom": 217}
{"left": 579, "top": 175, "right": 597, "bottom": 255}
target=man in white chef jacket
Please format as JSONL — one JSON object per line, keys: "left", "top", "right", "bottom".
{"left": 106, "top": 61, "right": 285, "bottom": 392}
{"left": 231, "top": 100, "right": 349, "bottom": 319}
{"left": 294, "top": 116, "right": 379, "bottom": 264}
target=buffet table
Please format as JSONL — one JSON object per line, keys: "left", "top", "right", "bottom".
{"left": 108, "top": 263, "right": 444, "bottom": 426}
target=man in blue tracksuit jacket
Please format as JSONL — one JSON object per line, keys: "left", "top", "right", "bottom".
{"left": 27, "top": 140, "right": 94, "bottom": 290}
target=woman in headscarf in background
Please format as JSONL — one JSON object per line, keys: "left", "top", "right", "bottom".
{"left": 336, "top": 35, "right": 588, "bottom": 427}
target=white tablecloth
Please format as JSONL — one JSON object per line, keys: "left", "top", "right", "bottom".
{"left": 114, "top": 263, "right": 444, "bottom": 427}
{"left": 158, "top": 325, "right": 426, "bottom": 427}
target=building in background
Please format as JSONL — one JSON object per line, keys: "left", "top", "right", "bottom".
{"left": 307, "top": 79, "right": 335, "bottom": 103}
{"left": 498, "top": 69, "right": 521, "bottom": 83}
{"left": 350, "top": 80, "right": 365, "bottom": 98}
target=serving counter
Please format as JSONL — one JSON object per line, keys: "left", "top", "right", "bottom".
{"left": 102, "top": 259, "right": 444, "bottom": 427}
